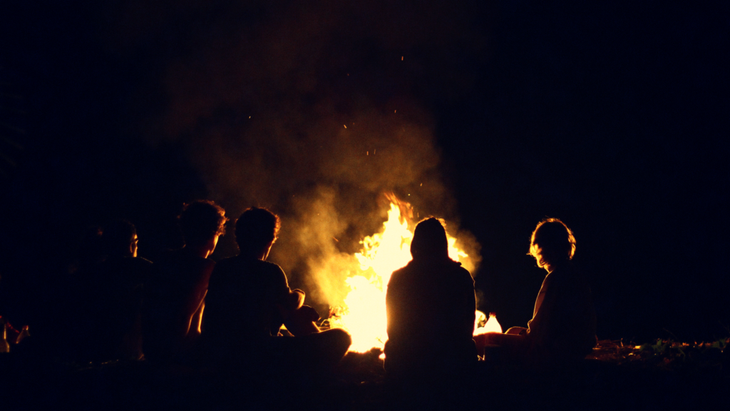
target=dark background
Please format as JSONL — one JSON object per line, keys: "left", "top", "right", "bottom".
{"left": 1, "top": 1, "right": 728, "bottom": 345}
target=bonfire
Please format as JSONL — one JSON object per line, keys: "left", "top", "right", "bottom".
{"left": 324, "top": 195, "right": 501, "bottom": 353}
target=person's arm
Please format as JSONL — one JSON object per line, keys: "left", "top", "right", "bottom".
{"left": 526, "top": 273, "right": 558, "bottom": 344}
{"left": 187, "top": 295, "right": 206, "bottom": 337}
{"left": 183, "top": 260, "right": 215, "bottom": 338}
{"left": 282, "top": 289, "right": 305, "bottom": 312}
{"left": 268, "top": 265, "right": 302, "bottom": 335}
{"left": 461, "top": 272, "right": 477, "bottom": 338}
{"left": 283, "top": 304, "right": 320, "bottom": 336}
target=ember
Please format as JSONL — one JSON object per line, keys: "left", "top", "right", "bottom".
{"left": 327, "top": 196, "right": 475, "bottom": 352}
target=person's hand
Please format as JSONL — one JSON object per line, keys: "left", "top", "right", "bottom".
{"left": 297, "top": 305, "right": 320, "bottom": 322}
{"left": 284, "top": 305, "right": 320, "bottom": 336}
{"left": 505, "top": 326, "right": 527, "bottom": 335}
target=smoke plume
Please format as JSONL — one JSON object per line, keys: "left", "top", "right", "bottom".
{"left": 110, "top": 0, "right": 487, "bottom": 306}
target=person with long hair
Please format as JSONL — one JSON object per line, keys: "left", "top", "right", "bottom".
{"left": 384, "top": 217, "right": 477, "bottom": 380}
{"left": 475, "top": 218, "right": 597, "bottom": 367}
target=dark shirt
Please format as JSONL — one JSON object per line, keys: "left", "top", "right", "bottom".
{"left": 84, "top": 255, "right": 153, "bottom": 361}
{"left": 527, "top": 262, "right": 597, "bottom": 359}
{"left": 143, "top": 248, "right": 214, "bottom": 362}
{"left": 203, "top": 256, "right": 292, "bottom": 357}
{"left": 384, "top": 257, "right": 476, "bottom": 377}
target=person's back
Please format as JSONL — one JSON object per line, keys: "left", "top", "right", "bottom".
{"left": 95, "top": 255, "right": 152, "bottom": 359}
{"left": 84, "top": 220, "right": 152, "bottom": 361}
{"left": 526, "top": 261, "right": 596, "bottom": 362}
{"left": 384, "top": 218, "right": 476, "bottom": 380}
{"left": 143, "top": 200, "right": 227, "bottom": 364}
{"left": 386, "top": 258, "right": 476, "bottom": 377}
{"left": 143, "top": 248, "right": 215, "bottom": 362}
{"left": 202, "top": 207, "right": 351, "bottom": 377}
{"left": 203, "top": 256, "right": 291, "bottom": 358}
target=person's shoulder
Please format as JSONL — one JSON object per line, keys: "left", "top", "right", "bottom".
{"left": 201, "top": 257, "right": 216, "bottom": 270}
{"left": 550, "top": 262, "right": 582, "bottom": 280}
{"left": 257, "top": 259, "right": 286, "bottom": 275}
{"left": 153, "top": 248, "right": 192, "bottom": 268}
{"left": 390, "top": 263, "right": 411, "bottom": 278}
{"left": 448, "top": 259, "right": 468, "bottom": 272}
{"left": 113, "top": 255, "right": 153, "bottom": 268}
{"left": 213, "top": 256, "right": 282, "bottom": 274}
{"left": 448, "top": 260, "right": 474, "bottom": 284}
{"left": 212, "top": 255, "right": 238, "bottom": 271}
{"left": 388, "top": 263, "right": 416, "bottom": 287}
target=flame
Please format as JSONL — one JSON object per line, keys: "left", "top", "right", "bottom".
{"left": 474, "top": 311, "right": 502, "bottom": 335}
{"left": 328, "top": 198, "right": 473, "bottom": 352}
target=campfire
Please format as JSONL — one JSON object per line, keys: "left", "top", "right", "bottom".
{"left": 474, "top": 311, "right": 503, "bottom": 335}
{"left": 324, "top": 196, "right": 500, "bottom": 353}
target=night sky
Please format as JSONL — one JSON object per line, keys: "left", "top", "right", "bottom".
{"left": 1, "top": 1, "right": 728, "bottom": 345}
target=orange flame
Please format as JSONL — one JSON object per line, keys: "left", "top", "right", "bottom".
{"left": 474, "top": 311, "right": 502, "bottom": 335}
{"left": 328, "top": 198, "right": 474, "bottom": 352}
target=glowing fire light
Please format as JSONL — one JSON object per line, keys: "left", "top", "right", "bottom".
{"left": 328, "top": 198, "right": 474, "bottom": 352}
{"left": 474, "top": 311, "right": 503, "bottom": 335}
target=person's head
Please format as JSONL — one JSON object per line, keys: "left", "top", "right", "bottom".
{"left": 179, "top": 200, "right": 228, "bottom": 250}
{"left": 528, "top": 218, "right": 576, "bottom": 272}
{"left": 103, "top": 219, "right": 138, "bottom": 258}
{"left": 410, "top": 217, "right": 449, "bottom": 261}
{"left": 235, "top": 207, "right": 280, "bottom": 259}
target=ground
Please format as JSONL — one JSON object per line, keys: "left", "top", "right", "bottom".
{"left": 1, "top": 340, "right": 728, "bottom": 410}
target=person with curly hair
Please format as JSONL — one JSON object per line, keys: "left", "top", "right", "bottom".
{"left": 203, "top": 207, "right": 351, "bottom": 378}
{"left": 143, "top": 200, "right": 228, "bottom": 364}
{"left": 475, "top": 218, "right": 596, "bottom": 367}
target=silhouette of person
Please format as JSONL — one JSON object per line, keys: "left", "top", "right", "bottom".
{"left": 475, "top": 218, "right": 597, "bottom": 367}
{"left": 384, "top": 217, "right": 477, "bottom": 381}
{"left": 202, "top": 207, "right": 351, "bottom": 377}
{"left": 143, "top": 200, "right": 227, "bottom": 365}
{"left": 83, "top": 219, "right": 153, "bottom": 361}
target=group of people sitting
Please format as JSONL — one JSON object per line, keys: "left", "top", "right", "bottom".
{"left": 67, "top": 201, "right": 350, "bottom": 379}
{"left": 61, "top": 200, "right": 595, "bottom": 381}
{"left": 385, "top": 216, "right": 597, "bottom": 382}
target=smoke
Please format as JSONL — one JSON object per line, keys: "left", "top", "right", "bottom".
{"left": 109, "top": 0, "right": 487, "bottom": 306}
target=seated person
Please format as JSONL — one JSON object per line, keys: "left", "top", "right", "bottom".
{"left": 82, "top": 220, "right": 153, "bottom": 361}
{"left": 202, "top": 207, "right": 351, "bottom": 376}
{"left": 384, "top": 218, "right": 477, "bottom": 380}
{"left": 143, "top": 200, "right": 227, "bottom": 364}
{"left": 475, "top": 218, "right": 597, "bottom": 367}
